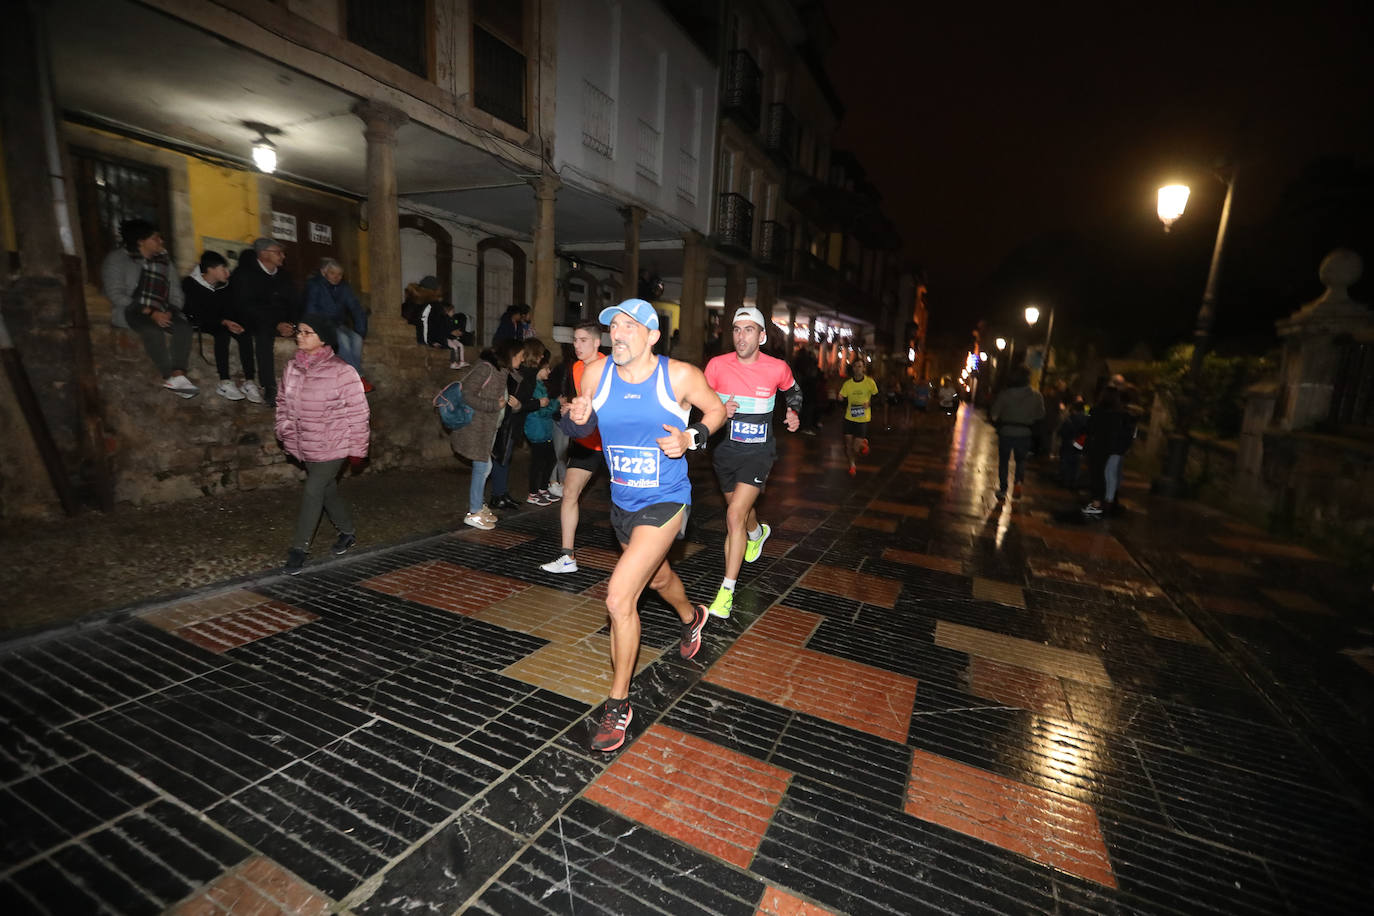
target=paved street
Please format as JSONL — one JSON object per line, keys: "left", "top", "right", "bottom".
{"left": 2, "top": 406, "right": 1371, "bottom": 915}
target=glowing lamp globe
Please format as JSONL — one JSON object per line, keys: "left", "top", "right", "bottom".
{"left": 1157, "top": 184, "right": 1189, "bottom": 231}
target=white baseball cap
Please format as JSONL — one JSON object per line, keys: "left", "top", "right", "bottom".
{"left": 733, "top": 306, "right": 767, "bottom": 329}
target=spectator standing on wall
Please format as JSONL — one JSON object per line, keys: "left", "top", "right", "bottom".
{"left": 100, "top": 219, "right": 198, "bottom": 398}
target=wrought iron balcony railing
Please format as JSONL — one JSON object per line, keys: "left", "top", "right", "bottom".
{"left": 716, "top": 192, "right": 754, "bottom": 256}
{"left": 581, "top": 80, "right": 614, "bottom": 157}
{"left": 722, "top": 50, "right": 762, "bottom": 132}
{"left": 765, "top": 103, "right": 797, "bottom": 167}
{"left": 758, "top": 220, "right": 787, "bottom": 271}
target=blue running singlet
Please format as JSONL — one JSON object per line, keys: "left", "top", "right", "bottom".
{"left": 591, "top": 355, "right": 691, "bottom": 511}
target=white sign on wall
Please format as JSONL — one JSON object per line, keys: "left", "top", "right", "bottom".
{"left": 309, "top": 221, "right": 333, "bottom": 245}
{"left": 271, "top": 210, "right": 297, "bottom": 242}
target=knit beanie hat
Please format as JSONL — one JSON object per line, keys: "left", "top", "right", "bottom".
{"left": 299, "top": 313, "right": 339, "bottom": 351}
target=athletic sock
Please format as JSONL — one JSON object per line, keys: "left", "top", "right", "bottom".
{"left": 747, "top": 526, "right": 763, "bottom": 541}
{"left": 721, "top": 578, "right": 736, "bottom": 592}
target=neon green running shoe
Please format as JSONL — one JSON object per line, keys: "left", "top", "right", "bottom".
{"left": 707, "top": 586, "right": 733, "bottom": 619}
{"left": 743, "top": 523, "right": 771, "bottom": 563}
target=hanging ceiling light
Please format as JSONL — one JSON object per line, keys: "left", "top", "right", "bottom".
{"left": 242, "top": 121, "right": 282, "bottom": 174}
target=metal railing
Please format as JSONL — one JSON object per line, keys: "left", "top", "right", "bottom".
{"left": 716, "top": 192, "right": 754, "bottom": 255}
{"left": 758, "top": 220, "right": 786, "bottom": 271}
{"left": 676, "top": 149, "right": 698, "bottom": 204}
{"left": 765, "top": 103, "right": 796, "bottom": 166}
{"left": 722, "top": 50, "right": 762, "bottom": 132}
{"left": 1330, "top": 332, "right": 1374, "bottom": 426}
{"left": 581, "top": 80, "right": 614, "bottom": 157}
{"left": 635, "top": 119, "right": 662, "bottom": 183}
{"left": 346, "top": 0, "right": 428, "bottom": 78}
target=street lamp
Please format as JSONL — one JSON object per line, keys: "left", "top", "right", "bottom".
{"left": 1153, "top": 167, "right": 1238, "bottom": 496}
{"left": 1024, "top": 304, "right": 1055, "bottom": 386}
{"left": 1157, "top": 185, "right": 1190, "bottom": 232}
{"left": 995, "top": 337, "right": 1006, "bottom": 351}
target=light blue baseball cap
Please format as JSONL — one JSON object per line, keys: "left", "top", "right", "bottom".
{"left": 598, "top": 298, "right": 659, "bottom": 330}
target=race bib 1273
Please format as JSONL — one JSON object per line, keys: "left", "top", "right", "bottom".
{"left": 605, "top": 445, "right": 660, "bottom": 488}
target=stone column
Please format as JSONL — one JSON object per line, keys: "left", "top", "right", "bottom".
{"left": 725, "top": 263, "right": 747, "bottom": 314}
{"left": 622, "top": 205, "right": 643, "bottom": 300}
{"left": 786, "top": 302, "right": 798, "bottom": 356}
{"left": 1275, "top": 249, "right": 1373, "bottom": 430}
{"left": 529, "top": 173, "right": 560, "bottom": 336}
{"left": 678, "top": 232, "right": 709, "bottom": 365}
{"left": 352, "top": 100, "right": 408, "bottom": 345}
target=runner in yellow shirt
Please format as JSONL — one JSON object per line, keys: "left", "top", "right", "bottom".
{"left": 838, "top": 360, "right": 879, "bottom": 477}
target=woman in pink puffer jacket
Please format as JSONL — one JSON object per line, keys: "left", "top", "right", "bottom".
{"left": 275, "top": 313, "right": 371, "bottom": 575}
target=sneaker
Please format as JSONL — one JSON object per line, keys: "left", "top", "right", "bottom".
{"left": 450, "top": 360, "right": 470, "bottom": 370}
{"left": 547, "top": 481, "right": 564, "bottom": 497}
{"left": 464, "top": 511, "right": 495, "bottom": 530}
{"left": 526, "top": 492, "right": 550, "bottom": 506}
{"left": 1081, "top": 503, "right": 1104, "bottom": 517}
{"left": 331, "top": 532, "right": 356, "bottom": 556}
{"left": 590, "top": 698, "right": 632, "bottom": 752}
{"left": 848, "top": 465, "right": 857, "bottom": 477}
{"left": 1013, "top": 484, "right": 1023, "bottom": 499}
{"left": 680, "top": 604, "right": 707, "bottom": 659}
{"left": 493, "top": 494, "right": 521, "bottom": 510}
{"left": 995, "top": 489, "right": 1007, "bottom": 500}
{"left": 801, "top": 428, "right": 817, "bottom": 436}
{"left": 240, "top": 380, "right": 265, "bottom": 404}
{"left": 860, "top": 439, "right": 870, "bottom": 456}
{"left": 479, "top": 505, "right": 497, "bottom": 523}
{"left": 163, "top": 375, "right": 199, "bottom": 398}
{"left": 540, "top": 489, "right": 561, "bottom": 503}
{"left": 284, "top": 548, "right": 306, "bottom": 575}
{"left": 540, "top": 553, "right": 578, "bottom": 574}
{"left": 216, "top": 379, "right": 245, "bottom": 401}
{"left": 707, "top": 587, "right": 733, "bottom": 619}
{"left": 360, "top": 376, "right": 375, "bottom": 393}
{"left": 743, "top": 523, "right": 771, "bottom": 563}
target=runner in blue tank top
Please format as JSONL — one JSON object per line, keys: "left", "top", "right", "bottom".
{"left": 561, "top": 298, "right": 726, "bottom": 752}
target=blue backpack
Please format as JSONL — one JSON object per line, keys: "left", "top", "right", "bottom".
{"left": 433, "top": 380, "right": 474, "bottom": 430}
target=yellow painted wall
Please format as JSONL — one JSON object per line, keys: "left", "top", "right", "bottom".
{"left": 186, "top": 159, "right": 260, "bottom": 252}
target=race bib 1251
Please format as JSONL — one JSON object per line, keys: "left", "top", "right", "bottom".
{"left": 729, "top": 419, "right": 768, "bottom": 443}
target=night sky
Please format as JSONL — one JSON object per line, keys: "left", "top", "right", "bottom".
{"left": 824, "top": 0, "right": 1374, "bottom": 354}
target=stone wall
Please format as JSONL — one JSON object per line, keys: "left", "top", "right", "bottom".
{"left": 85, "top": 288, "right": 460, "bottom": 508}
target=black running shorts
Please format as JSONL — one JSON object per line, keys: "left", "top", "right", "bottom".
{"left": 712, "top": 446, "right": 774, "bottom": 492}
{"left": 567, "top": 441, "right": 602, "bottom": 473}
{"left": 609, "top": 501, "right": 690, "bottom": 545}
{"left": 843, "top": 419, "right": 872, "bottom": 438}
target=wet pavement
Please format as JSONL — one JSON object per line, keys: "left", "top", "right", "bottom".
{"left": 2, "top": 406, "right": 1372, "bottom": 915}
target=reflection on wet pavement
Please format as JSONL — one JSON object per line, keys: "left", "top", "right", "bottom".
{"left": 1, "top": 404, "right": 1371, "bottom": 914}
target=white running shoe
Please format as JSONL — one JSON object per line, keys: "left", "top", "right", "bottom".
{"left": 216, "top": 379, "right": 246, "bottom": 401}
{"left": 163, "top": 375, "right": 199, "bottom": 398}
{"left": 540, "top": 554, "right": 578, "bottom": 574}
{"left": 464, "top": 511, "right": 495, "bottom": 530}
{"left": 240, "top": 380, "right": 265, "bottom": 404}
{"left": 547, "top": 481, "right": 564, "bottom": 497}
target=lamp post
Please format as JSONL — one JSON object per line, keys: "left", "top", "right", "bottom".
{"left": 1152, "top": 168, "right": 1238, "bottom": 496}
{"left": 1024, "top": 304, "right": 1055, "bottom": 387}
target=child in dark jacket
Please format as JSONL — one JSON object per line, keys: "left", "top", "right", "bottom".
{"left": 1057, "top": 398, "right": 1087, "bottom": 488}
{"left": 523, "top": 360, "right": 561, "bottom": 506}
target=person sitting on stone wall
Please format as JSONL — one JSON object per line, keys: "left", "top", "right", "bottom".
{"left": 424, "top": 300, "right": 469, "bottom": 369}
{"left": 304, "top": 257, "right": 372, "bottom": 392}
{"left": 230, "top": 238, "right": 298, "bottom": 406}
{"left": 181, "top": 250, "right": 254, "bottom": 401}
{"left": 100, "top": 219, "right": 198, "bottom": 398}
{"left": 403, "top": 275, "right": 443, "bottom": 346}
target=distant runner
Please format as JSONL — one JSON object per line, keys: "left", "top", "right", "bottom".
{"left": 702, "top": 307, "right": 801, "bottom": 618}
{"left": 839, "top": 360, "right": 878, "bottom": 476}
{"left": 539, "top": 321, "right": 605, "bottom": 574}
{"left": 561, "top": 299, "right": 725, "bottom": 752}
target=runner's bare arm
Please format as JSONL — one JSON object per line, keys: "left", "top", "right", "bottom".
{"left": 656, "top": 361, "right": 727, "bottom": 457}
{"left": 560, "top": 357, "right": 606, "bottom": 433}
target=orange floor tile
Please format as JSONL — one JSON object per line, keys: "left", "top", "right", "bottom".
{"left": 360, "top": 560, "right": 529, "bottom": 615}
{"left": 174, "top": 601, "right": 318, "bottom": 653}
{"left": 169, "top": 856, "right": 331, "bottom": 915}
{"left": 585, "top": 724, "right": 792, "bottom": 869}
{"left": 968, "top": 656, "right": 1071, "bottom": 719}
{"left": 800, "top": 564, "right": 901, "bottom": 608}
{"left": 749, "top": 605, "right": 823, "bottom": 647}
{"left": 706, "top": 630, "right": 917, "bottom": 742}
{"left": 756, "top": 886, "right": 841, "bottom": 915}
{"left": 904, "top": 749, "right": 1117, "bottom": 888}
{"left": 882, "top": 548, "right": 964, "bottom": 575}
